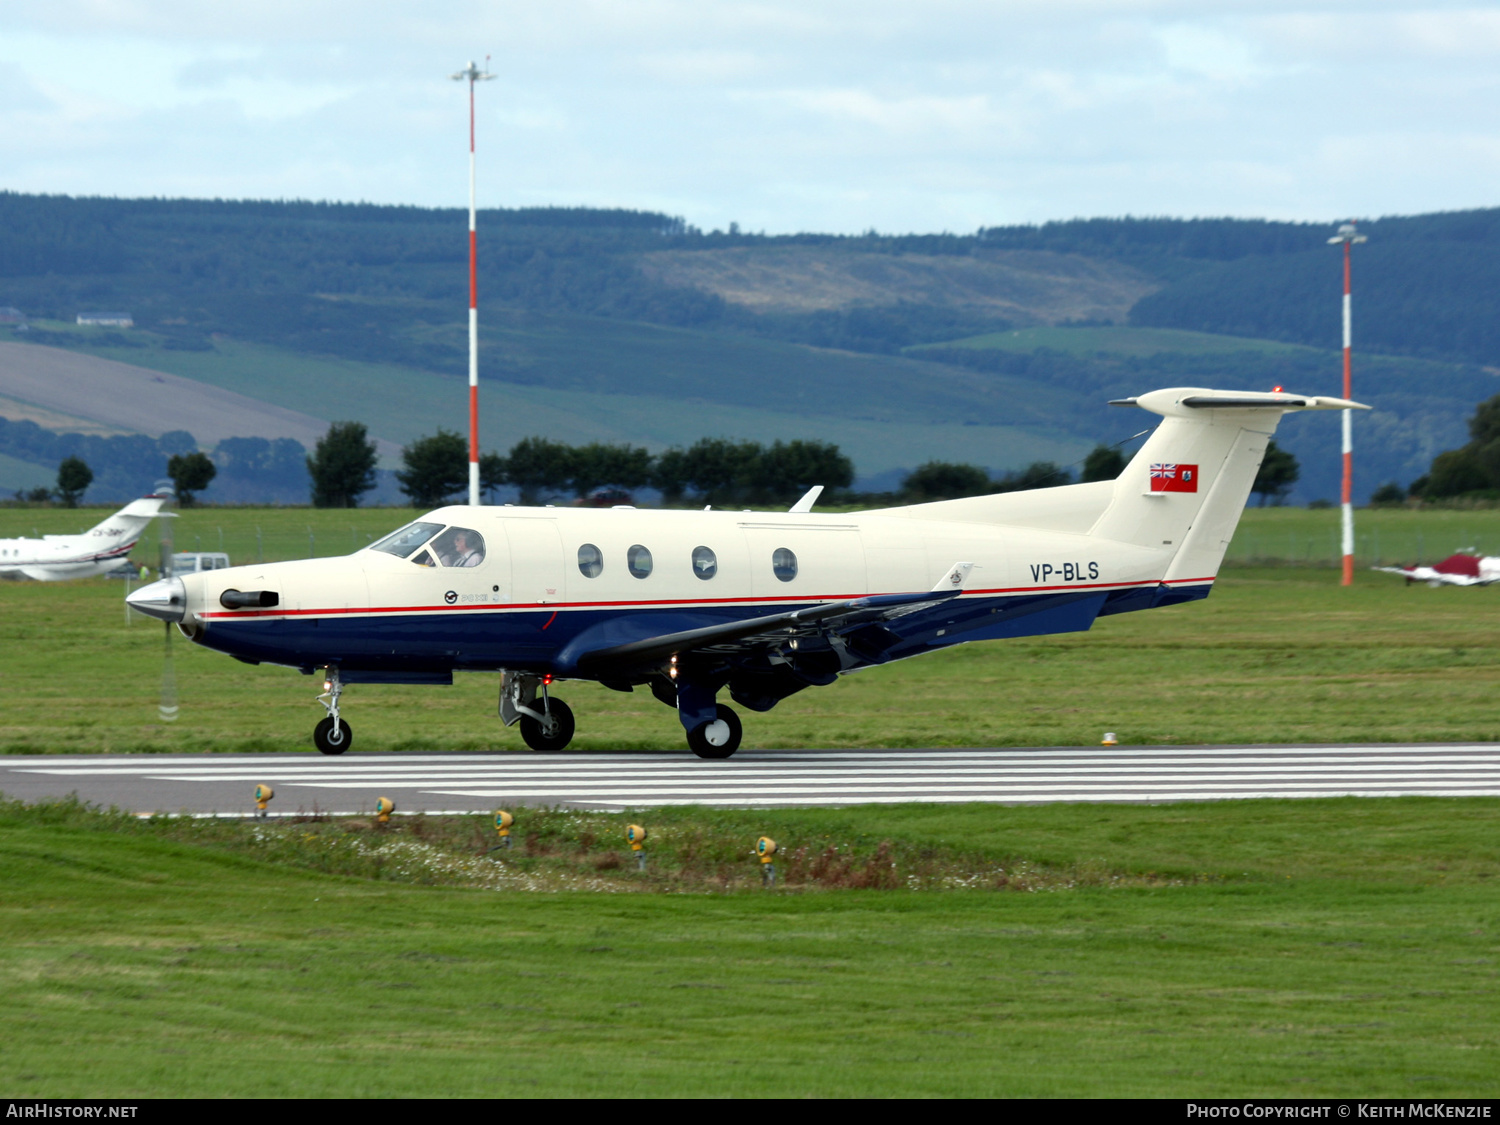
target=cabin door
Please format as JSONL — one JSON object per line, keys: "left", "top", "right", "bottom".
{"left": 502, "top": 518, "right": 565, "bottom": 606}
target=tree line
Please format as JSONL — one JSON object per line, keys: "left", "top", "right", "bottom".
{"left": 1406, "top": 393, "right": 1500, "bottom": 501}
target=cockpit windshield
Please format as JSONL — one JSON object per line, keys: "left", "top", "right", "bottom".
{"left": 431, "top": 527, "right": 486, "bottom": 567}
{"left": 369, "top": 522, "right": 444, "bottom": 559}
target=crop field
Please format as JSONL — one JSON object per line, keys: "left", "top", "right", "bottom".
{"left": 1, "top": 506, "right": 1498, "bottom": 754}
{"left": 0, "top": 795, "right": 1496, "bottom": 1097}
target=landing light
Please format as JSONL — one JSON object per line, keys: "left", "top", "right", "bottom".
{"left": 254, "top": 784, "right": 273, "bottom": 818}
{"left": 494, "top": 809, "right": 514, "bottom": 850}
{"left": 375, "top": 797, "right": 395, "bottom": 825}
{"left": 756, "top": 836, "right": 778, "bottom": 887}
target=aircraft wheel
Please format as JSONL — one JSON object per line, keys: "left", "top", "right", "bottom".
{"left": 520, "top": 697, "right": 575, "bottom": 752}
{"left": 314, "top": 716, "right": 352, "bottom": 756}
{"left": 687, "top": 704, "right": 742, "bottom": 759}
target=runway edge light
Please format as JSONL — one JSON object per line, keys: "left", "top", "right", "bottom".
{"left": 375, "top": 796, "right": 395, "bottom": 825}
{"left": 627, "top": 824, "right": 647, "bottom": 871}
{"left": 1102, "top": 732, "right": 1118, "bottom": 746}
{"left": 493, "top": 809, "right": 514, "bottom": 851}
{"left": 254, "top": 784, "right": 274, "bottom": 818}
{"left": 756, "top": 836, "right": 778, "bottom": 888}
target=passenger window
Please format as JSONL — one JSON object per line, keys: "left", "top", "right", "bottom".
{"left": 627, "top": 544, "right": 653, "bottom": 579}
{"left": 692, "top": 546, "right": 717, "bottom": 580}
{"left": 430, "top": 527, "right": 486, "bottom": 567}
{"left": 370, "top": 521, "right": 444, "bottom": 558}
{"left": 772, "top": 547, "right": 798, "bottom": 582}
{"left": 578, "top": 543, "right": 603, "bottom": 578}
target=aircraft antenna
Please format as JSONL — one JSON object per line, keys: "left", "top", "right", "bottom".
{"left": 451, "top": 57, "right": 495, "bottom": 506}
{"left": 1327, "top": 221, "right": 1368, "bottom": 587}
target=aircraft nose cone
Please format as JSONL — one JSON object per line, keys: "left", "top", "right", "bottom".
{"left": 127, "top": 577, "right": 187, "bottom": 623}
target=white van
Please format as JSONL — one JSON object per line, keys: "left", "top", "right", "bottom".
{"left": 171, "top": 552, "right": 231, "bottom": 574}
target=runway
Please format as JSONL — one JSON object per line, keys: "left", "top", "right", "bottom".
{"left": 2, "top": 744, "right": 1499, "bottom": 816}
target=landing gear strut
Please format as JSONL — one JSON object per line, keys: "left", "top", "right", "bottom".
{"left": 500, "top": 672, "right": 575, "bottom": 752}
{"left": 314, "top": 666, "right": 351, "bottom": 755}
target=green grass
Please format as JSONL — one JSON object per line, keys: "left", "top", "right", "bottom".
{"left": 1224, "top": 505, "right": 1500, "bottom": 566}
{"left": 1, "top": 796, "right": 1496, "bottom": 1097}
{"left": 22, "top": 317, "right": 1091, "bottom": 475}
{"left": 925, "top": 325, "right": 1315, "bottom": 357}
{"left": 1, "top": 507, "right": 1498, "bottom": 753}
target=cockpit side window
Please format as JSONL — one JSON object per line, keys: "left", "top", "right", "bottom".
{"left": 431, "top": 527, "right": 486, "bottom": 568}
{"left": 370, "top": 522, "right": 445, "bottom": 559}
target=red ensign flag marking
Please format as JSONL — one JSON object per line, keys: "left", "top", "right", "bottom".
{"left": 1149, "top": 463, "right": 1198, "bottom": 493}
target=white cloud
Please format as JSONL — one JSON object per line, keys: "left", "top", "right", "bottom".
{"left": 0, "top": 1, "right": 1495, "bottom": 230}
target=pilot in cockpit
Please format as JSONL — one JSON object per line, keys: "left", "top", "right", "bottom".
{"left": 434, "top": 528, "right": 485, "bottom": 568}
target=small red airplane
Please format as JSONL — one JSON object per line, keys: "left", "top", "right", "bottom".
{"left": 1374, "top": 554, "right": 1500, "bottom": 587}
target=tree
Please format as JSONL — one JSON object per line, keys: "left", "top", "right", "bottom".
{"left": 996, "top": 461, "right": 1072, "bottom": 491}
{"left": 1369, "top": 481, "right": 1406, "bottom": 507}
{"left": 651, "top": 448, "right": 691, "bottom": 505}
{"left": 479, "top": 451, "right": 507, "bottom": 503}
{"left": 166, "top": 450, "right": 216, "bottom": 507}
{"left": 751, "top": 439, "right": 855, "bottom": 504}
{"left": 570, "top": 443, "right": 654, "bottom": 498}
{"left": 1251, "top": 440, "right": 1299, "bottom": 506}
{"left": 55, "top": 456, "right": 92, "bottom": 508}
{"left": 1424, "top": 448, "right": 1491, "bottom": 498}
{"left": 678, "top": 438, "right": 764, "bottom": 505}
{"left": 395, "top": 430, "right": 468, "bottom": 507}
{"left": 1081, "top": 445, "right": 1125, "bottom": 483}
{"left": 307, "top": 421, "right": 379, "bottom": 508}
{"left": 503, "top": 437, "right": 576, "bottom": 505}
{"left": 902, "top": 461, "right": 992, "bottom": 500}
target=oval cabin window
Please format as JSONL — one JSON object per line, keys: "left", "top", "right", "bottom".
{"left": 627, "top": 544, "right": 653, "bottom": 579}
{"left": 692, "top": 546, "right": 717, "bottom": 580}
{"left": 772, "top": 547, "right": 798, "bottom": 582}
{"left": 577, "top": 543, "right": 603, "bottom": 578}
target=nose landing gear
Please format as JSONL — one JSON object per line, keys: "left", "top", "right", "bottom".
{"left": 500, "top": 672, "right": 575, "bottom": 752}
{"left": 314, "top": 666, "right": 351, "bottom": 755}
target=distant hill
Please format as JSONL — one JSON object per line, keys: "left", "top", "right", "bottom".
{"left": 1, "top": 192, "right": 1497, "bottom": 503}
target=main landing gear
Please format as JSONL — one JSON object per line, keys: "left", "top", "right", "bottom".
{"left": 685, "top": 703, "right": 743, "bottom": 759}
{"left": 314, "top": 667, "right": 351, "bottom": 755}
{"left": 500, "top": 672, "right": 575, "bottom": 752}
{"left": 670, "top": 676, "right": 744, "bottom": 759}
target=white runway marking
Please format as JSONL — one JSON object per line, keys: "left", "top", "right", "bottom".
{"left": 3, "top": 745, "right": 1499, "bottom": 813}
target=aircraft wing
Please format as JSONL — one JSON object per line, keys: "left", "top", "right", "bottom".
{"left": 573, "top": 588, "right": 963, "bottom": 677}
{"left": 1372, "top": 566, "right": 1492, "bottom": 587}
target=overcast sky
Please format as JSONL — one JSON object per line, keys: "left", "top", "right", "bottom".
{"left": 0, "top": 1, "right": 1496, "bottom": 234}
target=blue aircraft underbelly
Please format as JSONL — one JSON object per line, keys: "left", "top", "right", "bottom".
{"left": 195, "top": 582, "right": 1210, "bottom": 681}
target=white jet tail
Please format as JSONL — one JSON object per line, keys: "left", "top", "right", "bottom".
{"left": 1090, "top": 389, "right": 1367, "bottom": 580}
{"left": 83, "top": 495, "right": 173, "bottom": 550}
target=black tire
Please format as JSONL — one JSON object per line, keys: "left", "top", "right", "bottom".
{"left": 686, "top": 703, "right": 742, "bottom": 759}
{"left": 520, "top": 697, "right": 575, "bottom": 752}
{"left": 314, "top": 716, "right": 352, "bottom": 755}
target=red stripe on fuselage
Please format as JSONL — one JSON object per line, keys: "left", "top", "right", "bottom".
{"left": 196, "top": 576, "right": 1216, "bottom": 621}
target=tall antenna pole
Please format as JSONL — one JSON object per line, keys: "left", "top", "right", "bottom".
{"left": 1328, "top": 221, "right": 1368, "bottom": 587}
{"left": 451, "top": 58, "right": 494, "bottom": 506}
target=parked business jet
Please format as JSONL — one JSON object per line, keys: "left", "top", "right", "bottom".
{"left": 128, "top": 388, "right": 1364, "bottom": 758}
{"left": 0, "top": 495, "right": 171, "bottom": 581}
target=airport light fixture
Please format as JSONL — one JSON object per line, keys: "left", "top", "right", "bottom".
{"left": 451, "top": 58, "right": 495, "bottom": 506}
{"left": 1328, "top": 221, "right": 1368, "bottom": 587}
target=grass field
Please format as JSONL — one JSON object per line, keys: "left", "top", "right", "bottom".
{"left": 925, "top": 325, "right": 1313, "bottom": 358}
{"left": 19, "top": 318, "right": 1090, "bottom": 476}
{"left": 1, "top": 507, "right": 1498, "bottom": 754}
{"left": 1, "top": 796, "right": 1495, "bottom": 1097}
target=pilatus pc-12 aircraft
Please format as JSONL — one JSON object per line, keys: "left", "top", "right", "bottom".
{"left": 1, "top": 495, "right": 171, "bottom": 581}
{"left": 127, "top": 388, "right": 1364, "bottom": 758}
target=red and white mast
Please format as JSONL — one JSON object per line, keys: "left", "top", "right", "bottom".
{"left": 452, "top": 59, "right": 494, "bottom": 506}
{"left": 1327, "top": 221, "right": 1368, "bottom": 587}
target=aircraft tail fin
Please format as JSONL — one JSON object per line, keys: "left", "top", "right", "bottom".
{"left": 83, "top": 495, "right": 172, "bottom": 550}
{"left": 1089, "top": 389, "right": 1366, "bottom": 581}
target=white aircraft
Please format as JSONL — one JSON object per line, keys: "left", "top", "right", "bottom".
{"left": 0, "top": 495, "right": 171, "bottom": 581}
{"left": 1374, "top": 554, "right": 1500, "bottom": 587}
{"left": 128, "top": 387, "right": 1364, "bottom": 758}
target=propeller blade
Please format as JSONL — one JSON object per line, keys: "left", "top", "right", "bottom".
{"left": 157, "top": 497, "right": 178, "bottom": 723}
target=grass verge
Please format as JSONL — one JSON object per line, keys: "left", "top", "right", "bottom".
{"left": 1, "top": 796, "right": 1496, "bottom": 1097}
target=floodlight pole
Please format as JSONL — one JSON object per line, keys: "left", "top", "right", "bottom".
{"left": 1328, "top": 222, "right": 1367, "bottom": 587}
{"left": 452, "top": 59, "right": 494, "bottom": 506}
